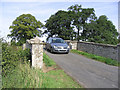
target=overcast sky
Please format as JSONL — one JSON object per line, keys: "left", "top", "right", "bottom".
{"left": 0, "top": 0, "right": 119, "bottom": 41}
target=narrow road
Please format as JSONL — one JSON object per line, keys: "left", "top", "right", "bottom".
{"left": 44, "top": 50, "right": 118, "bottom": 88}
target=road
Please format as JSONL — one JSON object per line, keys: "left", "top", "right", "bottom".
{"left": 44, "top": 50, "right": 118, "bottom": 88}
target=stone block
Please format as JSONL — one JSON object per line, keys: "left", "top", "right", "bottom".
{"left": 25, "top": 36, "right": 43, "bottom": 69}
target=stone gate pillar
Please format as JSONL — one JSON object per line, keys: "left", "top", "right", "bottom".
{"left": 27, "top": 37, "right": 43, "bottom": 69}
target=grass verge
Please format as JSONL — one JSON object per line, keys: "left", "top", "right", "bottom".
{"left": 70, "top": 49, "right": 120, "bottom": 66}
{"left": 2, "top": 52, "right": 82, "bottom": 88}
{"left": 43, "top": 52, "right": 56, "bottom": 67}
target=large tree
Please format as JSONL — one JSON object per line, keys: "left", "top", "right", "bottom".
{"left": 68, "top": 4, "right": 96, "bottom": 41}
{"left": 8, "top": 14, "right": 43, "bottom": 45}
{"left": 45, "top": 10, "right": 74, "bottom": 40}
{"left": 81, "top": 15, "right": 119, "bottom": 45}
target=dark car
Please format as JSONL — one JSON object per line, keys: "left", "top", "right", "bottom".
{"left": 46, "top": 37, "right": 69, "bottom": 54}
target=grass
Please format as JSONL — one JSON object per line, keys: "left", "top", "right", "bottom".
{"left": 2, "top": 53, "right": 82, "bottom": 88}
{"left": 71, "top": 49, "right": 120, "bottom": 66}
{"left": 43, "top": 52, "right": 56, "bottom": 67}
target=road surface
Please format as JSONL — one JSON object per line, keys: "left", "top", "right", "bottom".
{"left": 44, "top": 50, "right": 118, "bottom": 88}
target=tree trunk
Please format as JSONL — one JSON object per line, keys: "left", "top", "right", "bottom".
{"left": 77, "top": 27, "right": 79, "bottom": 41}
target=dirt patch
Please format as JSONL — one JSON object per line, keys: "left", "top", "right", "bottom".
{"left": 42, "top": 63, "right": 62, "bottom": 73}
{"left": 52, "top": 64, "right": 62, "bottom": 70}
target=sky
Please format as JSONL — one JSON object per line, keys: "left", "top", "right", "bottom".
{"left": 0, "top": 0, "right": 119, "bottom": 41}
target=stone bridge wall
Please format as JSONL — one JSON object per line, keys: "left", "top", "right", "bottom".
{"left": 23, "top": 41, "right": 32, "bottom": 51}
{"left": 65, "top": 40, "right": 77, "bottom": 50}
{"left": 77, "top": 41, "right": 118, "bottom": 60}
{"left": 66, "top": 40, "right": 119, "bottom": 61}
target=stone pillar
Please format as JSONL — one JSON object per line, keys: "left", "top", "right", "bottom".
{"left": 23, "top": 43, "right": 26, "bottom": 50}
{"left": 28, "top": 37, "right": 43, "bottom": 69}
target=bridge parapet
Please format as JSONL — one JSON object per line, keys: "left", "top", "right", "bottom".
{"left": 66, "top": 40, "right": 119, "bottom": 61}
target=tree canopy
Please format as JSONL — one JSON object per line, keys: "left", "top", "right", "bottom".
{"left": 8, "top": 14, "right": 43, "bottom": 45}
{"left": 7, "top": 4, "right": 119, "bottom": 45}
{"left": 45, "top": 4, "right": 118, "bottom": 45}
{"left": 45, "top": 10, "right": 74, "bottom": 40}
{"left": 45, "top": 4, "right": 96, "bottom": 41}
{"left": 81, "top": 15, "right": 118, "bottom": 45}
{"left": 68, "top": 4, "right": 96, "bottom": 41}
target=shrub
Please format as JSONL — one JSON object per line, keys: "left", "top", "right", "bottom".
{"left": 2, "top": 42, "right": 31, "bottom": 76}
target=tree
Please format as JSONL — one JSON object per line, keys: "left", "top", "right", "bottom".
{"left": 118, "top": 32, "right": 120, "bottom": 43}
{"left": 8, "top": 14, "right": 43, "bottom": 45}
{"left": 81, "top": 15, "right": 119, "bottom": 45}
{"left": 45, "top": 10, "right": 74, "bottom": 40}
{"left": 68, "top": 4, "right": 96, "bottom": 41}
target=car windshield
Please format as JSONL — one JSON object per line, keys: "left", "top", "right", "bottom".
{"left": 52, "top": 39, "right": 65, "bottom": 43}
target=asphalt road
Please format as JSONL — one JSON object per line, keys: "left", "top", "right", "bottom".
{"left": 44, "top": 50, "right": 118, "bottom": 88}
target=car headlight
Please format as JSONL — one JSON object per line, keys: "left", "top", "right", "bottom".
{"left": 53, "top": 45, "right": 57, "bottom": 49}
{"left": 67, "top": 46, "right": 70, "bottom": 49}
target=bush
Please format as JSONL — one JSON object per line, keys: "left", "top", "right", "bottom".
{"left": 2, "top": 42, "right": 31, "bottom": 76}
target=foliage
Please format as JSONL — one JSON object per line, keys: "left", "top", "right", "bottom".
{"left": 2, "top": 41, "right": 31, "bottom": 76}
{"left": 45, "top": 4, "right": 119, "bottom": 45}
{"left": 71, "top": 49, "right": 120, "bottom": 66}
{"left": 81, "top": 15, "right": 119, "bottom": 45}
{"left": 45, "top": 5, "right": 96, "bottom": 41}
{"left": 68, "top": 4, "right": 96, "bottom": 41}
{"left": 118, "top": 33, "right": 120, "bottom": 43}
{"left": 7, "top": 4, "right": 119, "bottom": 45}
{"left": 8, "top": 14, "right": 43, "bottom": 45}
{"left": 2, "top": 62, "right": 43, "bottom": 88}
{"left": 45, "top": 10, "right": 74, "bottom": 40}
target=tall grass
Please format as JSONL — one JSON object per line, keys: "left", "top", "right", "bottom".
{"left": 2, "top": 62, "right": 43, "bottom": 88}
{"left": 2, "top": 56, "right": 82, "bottom": 88}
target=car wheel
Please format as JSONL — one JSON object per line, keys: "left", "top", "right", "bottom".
{"left": 50, "top": 48, "right": 53, "bottom": 53}
{"left": 46, "top": 47, "right": 47, "bottom": 50}
{"left": 46, "top": 47, "right": 48, "bottom": 51}
{"left": 66, "top": 52, "right": 69, "bottom": 54}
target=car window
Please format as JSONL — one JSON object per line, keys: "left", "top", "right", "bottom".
{"left": 52, "top": 39, "right": 65, "bottom": 43}
{"left": 48, "top": 38, "right": 52, "bottom": 43}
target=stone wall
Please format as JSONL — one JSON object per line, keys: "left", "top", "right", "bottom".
{"left": 23, "top": 41, "right": 32, "bottom": 51}
{"left": 66, "top": 40, "right": 119, "bottom": 60}
{"left": 65, "top": 40, "right": 77, "bottom": 50}
{"left": 77, "top": 41, "right": 118, "bottom": 60}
